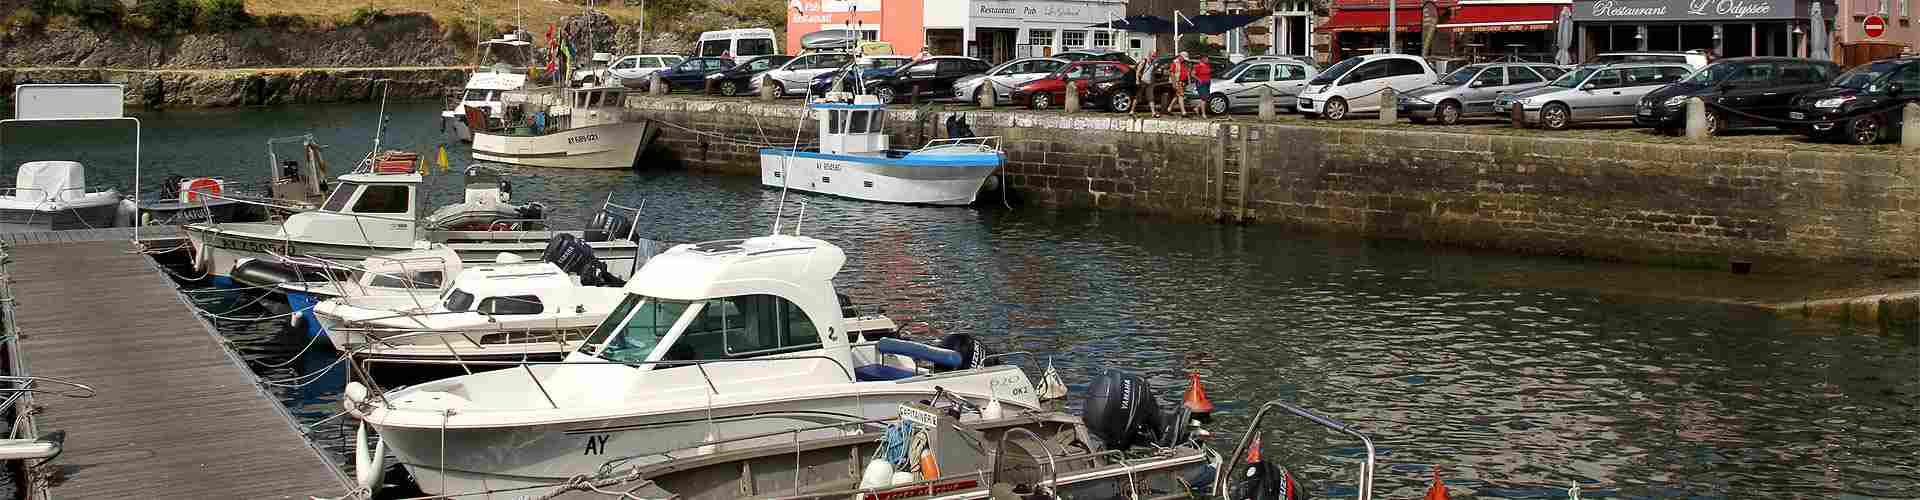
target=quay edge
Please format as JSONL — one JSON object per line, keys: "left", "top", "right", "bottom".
{"left": 625, "top": 95, "right": 1920, "bottom": 278}
{"left": 0, "top": 67, "right": 468, "bottom": 109}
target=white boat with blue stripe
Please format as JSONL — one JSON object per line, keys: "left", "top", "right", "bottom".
{"left": 759, "top": 95, "right": 1002, "bottom": 206}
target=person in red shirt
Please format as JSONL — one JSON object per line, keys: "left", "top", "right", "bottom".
{"left": 1192, "top": 57, "right": 1213, "bottom": 119}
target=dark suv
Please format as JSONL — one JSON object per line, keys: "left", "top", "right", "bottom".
{"left": 706, "top": 54, "right": 793, "bottom": 96}
{"left": 1791, "top": 57, "right": 1920, "bottom": 144}
{"left": 1634, "top": 57, "right": 1839, "bottom": 135}
{"left": 861, "top": 56, "right": 992, "bottom": 104}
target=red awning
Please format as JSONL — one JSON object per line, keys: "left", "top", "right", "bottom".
{"left": 1317, "top": 9, "right": 1424, "bottom": 32}
{"left": 1435, "top": 4, "right": 1562, "bottom": 32}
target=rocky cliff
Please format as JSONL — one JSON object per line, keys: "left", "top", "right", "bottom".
{"left": 0, "top": 13, "right": 462, "bottom": 69}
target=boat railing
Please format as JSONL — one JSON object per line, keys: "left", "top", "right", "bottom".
{"left": 591, "top": 415, "right": 900, "bottom": 481}
{"left": 0, "top": 185, "right": 110, "bottom": 202}
{"left": 917, "top": 136, "right": 1001, "bottom": 153}
{"left": 353, "top": 354, "right": 861, "bottom": 413}
{"left": 1217, "top": 400, "right": 1376, "bottom": 500}
{"left": 275, "top": 251, "right": 451, "bottom": 309}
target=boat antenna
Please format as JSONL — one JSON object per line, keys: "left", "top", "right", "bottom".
{"left": 794, "top": 199, "right": 807, "bottom": 236}
{"left": 371, "top": 81, "right": 390, "bottom": 154}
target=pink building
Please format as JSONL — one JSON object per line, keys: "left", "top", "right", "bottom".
{"left": 1833, "top": 0, "right": 1916, "bottom": 64}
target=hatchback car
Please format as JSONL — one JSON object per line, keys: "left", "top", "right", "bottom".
{"left": 704, "top": 54, "right": 793, "bottom": 96}
{"left": 653, "top": 57, "right": 736, "bottom": 92}
{"left": 954, "top": 57, "right": 1069, "bottom": 104}
{"left": 1295, "top": 54, "right": 1437, "bottom": 119}
{"left": 1009, "top": 61, "right": 1137, "bottom": 112}
{"left": 756, "top": 52, "right": 857, "bottom": 96}
{"left": 1495, "top": 62, "right": 1693, "bottom": 130}
{"left": 1054, "top": 49, "right": 1137, "bottom": 66}
{"left": 609, "top": 54, "right": 685, "bottom": 88}
{"left": 1204, "top": 59, "right": 1317, "bottom": 114}
{"left": 1635, "top": 57, "right": 1840, "bottom": 135}
{"left": 1397, "top": 63, "right": 1562, "bottom": 125}
{"left": 863, "top": 56, "right": 992, "bottom": 104}
{"left": 809, "top": 56, "right": 915, "bottom": 95}
{"left": 1790, "top": 57, "right": 1920, "bottom": 144}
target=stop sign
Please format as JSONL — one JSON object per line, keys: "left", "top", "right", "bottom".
{"left": 1866, "top": 15, "right": 1887, "bottom": 38}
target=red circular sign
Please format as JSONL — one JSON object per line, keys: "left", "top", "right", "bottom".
{"left": 1866, "top": 15, "right": 1887, "bottom": 38}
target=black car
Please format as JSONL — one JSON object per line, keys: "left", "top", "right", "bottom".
{"left": 655, "top": 57, "right": 737, "bottom": 92}
{"left": 810, "top": 56, "right": 915, "bottom": 95}
{"left": 1055, "top": 50, "right": 1138, "bottom": 66}
{"left": 1791, "top": 57, "right": 1920, "bottom": 144}
{"left": 706, "top": 54, "right": 793, "bottom": 96}
{"left": 861, "top": 56, "right": 992, "bottom": 104}
{"left": 1634, "top": 57, "right": 1839, "bottom": 135}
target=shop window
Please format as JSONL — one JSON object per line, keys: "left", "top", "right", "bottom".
{"left": 1029, "top": 29, "right": 1055, "bottom": 48}
{"left": 1062, "top": 30, "right": 1087, "bottom": 48}
{"left": 1094, "top": 30, "right": 1114, "bottom": 48}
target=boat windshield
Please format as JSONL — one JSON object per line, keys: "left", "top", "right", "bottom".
{"left": 321, "top": 182, "right": 359, "bottom": 212}
{"left": 577, "top": 295, "right": 692, "bottom": 364}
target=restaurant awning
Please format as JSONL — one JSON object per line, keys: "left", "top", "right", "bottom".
{"left": 1435, "top": 4, "right": 1562, "bottom": 31}
{"left": 1316, "top": 9, "right": 1423, "bottom": 32}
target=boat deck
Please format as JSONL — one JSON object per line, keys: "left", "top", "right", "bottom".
{"left": 0, "top": 232, "right": 351, "bottom": 498}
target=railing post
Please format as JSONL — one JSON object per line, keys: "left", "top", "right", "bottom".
{"left": 1686, "top": 97, "right": 1709, "bottom": 142}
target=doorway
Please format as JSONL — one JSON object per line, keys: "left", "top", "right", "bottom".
{"left": 976, "top": 28, "right": 1019, "bottom": 64}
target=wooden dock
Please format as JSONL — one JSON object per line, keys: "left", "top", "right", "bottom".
{"left": 1, "top": 234, "right": 352, "bottom": 498}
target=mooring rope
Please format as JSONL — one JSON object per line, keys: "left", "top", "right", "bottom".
{"left": 252, "top": 331, "right": 327, "bottom": 370}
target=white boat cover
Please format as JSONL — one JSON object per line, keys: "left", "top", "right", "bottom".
{"left": 15, "top": 161, "right": 86, "bottom": 203}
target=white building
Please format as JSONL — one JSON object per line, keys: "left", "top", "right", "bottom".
{"left": 925, "top": 0, "right": 1132, "bottom": 64}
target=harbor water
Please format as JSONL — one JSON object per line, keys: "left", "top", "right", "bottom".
{"left": 6, "top": 103, "right": 1914, "bottom": 499}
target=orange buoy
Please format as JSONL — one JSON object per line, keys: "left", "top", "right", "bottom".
{"left": 918, "top": 449, "right": 940, "bottom": 480}
{"left": 180, "top": 177, "right": 222, "bottom": 203}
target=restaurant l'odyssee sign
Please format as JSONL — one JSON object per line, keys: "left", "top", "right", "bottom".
{"left": 1572, "top": 0, "right": 1814, "bottom": 20}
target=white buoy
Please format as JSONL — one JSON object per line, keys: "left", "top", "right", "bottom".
{"left": 355, "top": 421, "right": 388, "bottom": 493}
{"left": 494, "top": 252, "right": 525, "bottom": 264}
{"left": 890, "top": 471, "right": 916, "bottom": 486}
{"left": 860, "top": 458, "right": 895, "bottom": 489}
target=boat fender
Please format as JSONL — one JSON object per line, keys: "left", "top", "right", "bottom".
{"left": 859, "top": 458, "right": 895, "bottom": 489}
{"left": 354, "top": 421, "right": 387, "bottom": 494}
{"left": 495, "top": 252, "right": 525, "bottom": 264}
{"left": 115, "top": 199, "right": 137, "bottom": 227}
{"left": 1082, "top": 369, "right": 1166, "bottom": 451}
{"left": 889, "top": 471, "right": 916, "bottom": 486}
{"left": 875, "top": 338, "right": 961, "bottom": 369}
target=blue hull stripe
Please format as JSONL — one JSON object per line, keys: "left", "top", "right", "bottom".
{"left": 759, "top": 148, "right": 1001, "bottom": 168}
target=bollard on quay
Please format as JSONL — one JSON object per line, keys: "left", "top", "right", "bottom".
{"left": 1686, "top": 97, "right": 1709, "bottom": 142}
{"left": 1258, "top": 86, "right": 1274, "bottom": 121}
{"left": 1377, "top": 87, "right": 1398, "bottom": 124}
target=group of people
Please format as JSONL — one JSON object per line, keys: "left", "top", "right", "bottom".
{"left": 1132, "top": 51, "right": 1213, "bottom": 118}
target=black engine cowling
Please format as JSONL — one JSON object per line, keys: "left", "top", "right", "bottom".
{"left": 1082, "top": 369, "right": 1166, "bottom": 451}
{"left": 542, "top": 233, "right": 623, "bottom": 287}
{"left": 583, "top": 209, "right": 635, "bottom": 242}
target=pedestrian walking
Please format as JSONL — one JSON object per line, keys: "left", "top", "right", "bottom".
{"left": 1192, "top": 57, "right": 1213, "bottom": 119}
{"left": 1133, "top": 51, "right": 1160, "bottom": 117}
{"left": 913, "top": 48, "right": 932, "bottom": 63}
{"left": 1170, "top": 52, "right": 1191, "bottom": 117}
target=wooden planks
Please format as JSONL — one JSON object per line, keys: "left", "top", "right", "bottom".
{"left": 0, "top": 227, "right": 181, "bottom": 246}
{"left": 4, "top": 240, "right": 350, "bottom": 499}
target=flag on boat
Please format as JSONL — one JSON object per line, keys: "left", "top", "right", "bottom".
{"left": 1425, "top": 468, "right": 1449, "bottom": 500}
{"left": 436, "top": 144, "right": 449, "bottom": 172}
{"left": 1037, "top": 357, "right": 1068, "bottom": 400}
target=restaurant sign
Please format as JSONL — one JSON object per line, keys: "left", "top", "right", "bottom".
{"left": 972, "top": 0, "right": 1122, "bottom": 24}
{"left": 1572, "top": 0, "right": 1810, "bottom": 21}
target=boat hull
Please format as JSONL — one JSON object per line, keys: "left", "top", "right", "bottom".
{"left": 443, "top": 113, "right": 475, "bottom": 143}
{"left": 0, "top": 201, "right": 122, "bottom": 231}
{"left": 183, "top": 225, "right": 652, "bottom": 281}
{"left": 137, "top": 198, "right": 265, "bottom": 225}
{"left": 472, "top": 121, "right": 648, "bottom": 169}
{"left": 758, "top": 150, "right": 998, "bottom": 206}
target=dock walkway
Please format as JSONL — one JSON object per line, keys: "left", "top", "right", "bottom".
{"left": 2, "top": 235, "right": 350, "bottom": 498}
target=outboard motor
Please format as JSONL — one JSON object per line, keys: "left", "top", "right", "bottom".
{"left": 159, "top": 174, "right": 185, "bottom": 200}
{"left": 496, "top": 178, "right": 513, "bottom": 203}
{"left": 1082, "top": 369, "right": 1166, "bottom": 451}
{"left": 515, "top": 202, "right": 545, "bottom": 230}
{"left": 541, "top": 233, "right": 624, "bottom": 287}
{"left": 583, "top": 209, "right": 634, "bottom": 242}
{"left": 934, "top": 333, "right": 994, "bottom": 372}
{"left": 1229, "top": 441, "right": 1307, "bottom": 500}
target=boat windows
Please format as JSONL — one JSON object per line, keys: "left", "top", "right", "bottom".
{"left": 478, "top": 295, "right": 543, "bottom": 315}
{"left": 368, "top": 271, "right": 443, "bottom": 289}
{"left": 352, "top": 185, "right": 411, "bottom": 214}
{"left": 588, "top": 297, "right": 691, "bottom": 364}
{"left": 444, "top": 289, "right": 476, "bottom": 312}
{"left": 663, "top": 294, "right": 820, "bottom": 361}
{"left": 828, "top": 111, "right": 844, "bottom": 134}
{"left": 848, "top": 110, "right": 871, "bottom": 133}
{"left": 321, "top": 182, "right": 359, "bottom": 212}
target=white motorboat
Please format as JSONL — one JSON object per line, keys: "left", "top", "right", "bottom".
{"left": 0, "top": 161, "right": 129, "bottom": 230}
{"left": 276, "top": 245, "right": 464, "bottom": 339}
{"left": 470, "top": 85, "right": 654, "bottom": 169}
{"left": 443, "top": 33, "right": 535, "bottom": 143}
{"left": 343, "top": 234, "right": 1041, "bottom": 497}
{"left": 759, "top": 95, "right": 1003, "bottom": 205}
{"left": 183, "top": 152, "right": 653, "bottom": 287}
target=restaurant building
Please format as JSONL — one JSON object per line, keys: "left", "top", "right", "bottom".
{"left": 1435, "top": 0, "right": 1571, "bottom": 61}
{"left": 786, "top": 0, "right": 926, "bottom": 55}
{"left": 1570, "top": 0, "right": 1836, "bottom": 60}
{"left": 784, "top": 0, "right": 1128, "bottom": 65}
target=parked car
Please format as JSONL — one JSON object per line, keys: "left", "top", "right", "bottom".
{"left": 809, "top": 56, "right": 915, "bottom": 95}
{"left": 1494, "top": 62, "right": 1694, "bottom": 130}
{"left": 698, "top": 28, "right": 779, "bottom": 58}
{"left": 1054, "top": 49, "right": 1137, "bottom": 66}
{"left": 1790, "top": 57, "right": 1920, "bottom": 144}
{"left": 1635, "top": 57, "right": 1840, "bottom": 135}
{"left": 953, "top": 57, "right": 1069, "bottom": 104}
{"left": 1397, "top": 62, "right": 1561, "bottom": 125}
{"left": 609, "top": 54, "right": 685, "bottom": 88}
{"left": 1239, "top": 54, "right": 1320, "bottom": 69}
{"left": 862, "top": 56, "right": 992, "bottom": 104}
{"left": 705, "top": 54, "right": 794, "bottom": 96}
{"left": 1295, "top": 54, "right": 1437, "bottom": 120}
{"left": 653, "top": 57, "right": 737, "bottom": 92}
{"left": 1009, "top": 60, "right": 1138, "bottom": 112}
{"left": 1204, "top": 58, "right": 1318, "bottom": 114}
{"left": 1589, "top": 51, "right": 1710, "bottom": 70}
{"left": 757, "top": 52, "right": 857, "bottom": 96}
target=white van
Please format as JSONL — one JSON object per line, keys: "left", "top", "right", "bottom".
{"left": 698, "top": 29, "right": 779, "bottom": 58}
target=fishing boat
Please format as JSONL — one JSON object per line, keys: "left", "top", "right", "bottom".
{"left": 343, "top": 234, "right": 1039, "bottom": 496}
{"left": 182, "top": 151, "right": 654, "bottom": 287}
{"left": 443, "top": 32, "right": 535, "bottom": 143}
{"left": 759, "top": 95, "right": 1003, "bottom": 205}
{"left": 0, "top": 161, "right": 129, "bottom": 231}
{"left": 470, "top": 85, "right": 655, "bottom": 169}
{"left": 135, "top": 175, "right": 266, "bottom": 225}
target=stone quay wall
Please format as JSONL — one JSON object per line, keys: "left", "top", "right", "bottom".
{"left": 625, "top": 96, "right": 1920, "bottom": 273}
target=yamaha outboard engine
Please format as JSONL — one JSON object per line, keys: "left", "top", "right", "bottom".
{"left": 515, "top": 202, "right": 545, "bottom": 230}
{"left": 1082, "top": 369, "right": 1167, "bottom": 451}
{"left": 933, "top": 333, "right": 995, "bottom": 372}
{"left": 542, "top": 233, "right": 624, "bottom": 287}
{"left": 583, "top": 209, "right": 634, "bottom": 242}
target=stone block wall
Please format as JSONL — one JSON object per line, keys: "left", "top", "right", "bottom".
{"left": 626, "top": 96, "right": 1920, "bottom": 272}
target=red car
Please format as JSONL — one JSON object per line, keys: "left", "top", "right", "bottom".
{"left": 1008, "top": 61, "right": 1139, "bottom": 112}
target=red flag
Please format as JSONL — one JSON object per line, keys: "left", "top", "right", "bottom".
{"left": 1283, "top": 469, "right": 1300, "bottom": 500}
{"left": 1182, "top": 372, "right": 1214, "bottom": 414}
{"left": 1424, "top": 468, "right": 1448, "bottom": 500}
{"left": 1246, "top": 436, "right": 1262, "bottom": 463}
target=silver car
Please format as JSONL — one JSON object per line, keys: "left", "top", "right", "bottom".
{"left": 1204, "top": 60, "right": 1318, "bottom": 114}
{"left": 1397, "top": 63, "right": 1563, "bottom": 125}
{"left": 757, "top": 51, "right": 856, "bottom": 96}
{"left": 953, "top": 57, "right": 1068, "bottom": 104}
{"left": 1493, "top": 63, "right": 1693, "bottom": 130}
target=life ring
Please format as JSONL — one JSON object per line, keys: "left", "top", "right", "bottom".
{"left": 180, "top": 177, "right": 222, "bottom": 203}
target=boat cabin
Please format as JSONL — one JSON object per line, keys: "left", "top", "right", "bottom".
{"left": 812, "top": 96, "right": 889, "bottom": 156}
{"left": 435, "top": 258, "right": 581, "bottom": 318}
{"left": 494, "top": 86, "right": 629, "bottom": 137}
{"left": 279, "top": 165, "right": 422, "bottom": 247}
{"left": 353, "top": 245, "right": 462, "bottom": 295}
